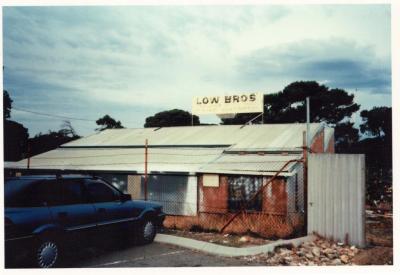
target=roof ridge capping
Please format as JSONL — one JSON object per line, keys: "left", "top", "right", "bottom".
{"left": 62, "top": 123, "right": 328, "bottom": 149}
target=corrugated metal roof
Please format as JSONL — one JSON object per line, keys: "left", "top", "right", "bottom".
{"left": 7, "top": 148, "right": 224, "bottom": 174}
{"left": 7, "top": 123, "right": 327, "bottom": 175}
{"left": 7, "top": 148, "right": 302, "bottom": 176}
{"left": 63, "top": 123, "right": 324, "bottom": 151}
{"left": 199, "top": 153, "right": 302, "bottom": 175}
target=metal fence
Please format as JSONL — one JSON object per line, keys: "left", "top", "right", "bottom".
{"left": 308, "top": 154, "right": 366, "bottom": 247}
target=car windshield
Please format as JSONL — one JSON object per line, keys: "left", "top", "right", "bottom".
{"left": 5, "top": 179, "right": 38, "bottom": 207}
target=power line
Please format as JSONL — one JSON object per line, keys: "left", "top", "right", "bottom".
{"left": 13, "top": 107, "right": 96, "bottom": 122}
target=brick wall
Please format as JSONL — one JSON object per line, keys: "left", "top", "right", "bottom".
{"left": 326, "top": 135, "right": 335, "bottom": 153}
{"left": 310, "top": 128, "right": 335, "bottom": 153}
{"left": 199, "top": 175, "right": 229, "bottom": 213}
{"left": 262, "top": 177, "right": 287, "bottom": 214}
{"left": 310, "top": 129, "right": 325, "bottom": 153}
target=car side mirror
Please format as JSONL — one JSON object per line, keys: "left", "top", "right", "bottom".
{"left": 121, "top": 193, "right": 132, "bottom": 202}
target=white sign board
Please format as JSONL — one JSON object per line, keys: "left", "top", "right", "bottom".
{"left": 203, "top": 174, "right": 219, "bottom": 187}
{"left": 192, "top": 92, "right": 263, "bottom": 115}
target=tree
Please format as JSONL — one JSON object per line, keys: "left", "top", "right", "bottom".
{"left": 4, "top": 120, "right": 29, "bottom": 161}
{"left": 96, "top": 115, "right": 124, "bottom": 131}
{"left": 144, "top": 109, "right": 200, "bottom": 128}
{"left": 360, "top": 107, "right": 392, "bottom": 140}
{"left": 334, "top": 122, "right": 360, "bottom": 153}
{"left": 29, "top": 128, "right": 81, "bottom": 157}
{"left": 221, "top": 81, "right": 360, "bottom": 150}
{"left": 59, "top": 120, "right": 79, "bottom": 138}
{"left": 4, "top": 90, "right": 12, "bottom": 120}
{"left": 3, "top": 90, "right": 29, "bottom": 161}
{"left": 220, "top": 113, "right": 262, "bottom": 125}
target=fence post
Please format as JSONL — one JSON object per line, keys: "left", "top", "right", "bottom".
{"left": 303, "top": 131, "right": 308, "bottom": 233}
{"left": 144, "top": 139, "right": 148, "bottom": 201}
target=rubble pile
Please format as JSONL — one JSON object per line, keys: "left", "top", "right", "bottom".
{"left": 243, "top": 238, "right": 360, "bottom": 266}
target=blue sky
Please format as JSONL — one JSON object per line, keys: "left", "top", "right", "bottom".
{"left": 3, "top": 5, "right": 391, "bottom": 137}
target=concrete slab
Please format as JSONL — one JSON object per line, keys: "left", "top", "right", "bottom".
{"left": 155, "top": 234, "right": 317, "bottom": 257}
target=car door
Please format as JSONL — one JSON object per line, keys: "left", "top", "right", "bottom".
{"left": 47, "top": 179, "right": 97, "bottom": 241}
{"left": 83, "top": 178, "right": 137, "bottom": 235}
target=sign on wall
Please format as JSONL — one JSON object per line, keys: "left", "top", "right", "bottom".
{"left": 192, "top": 92, "right": 264, "bottom": 115}
{"left": 203, "top": 174, "right": 219, "bottom": 187}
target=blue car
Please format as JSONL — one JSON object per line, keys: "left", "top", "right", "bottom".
{"left": 5, "top": 175, "right": 165, "bottom": 268}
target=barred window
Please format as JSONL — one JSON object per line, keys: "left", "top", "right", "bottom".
{"left": 228, "top": 176, "right": 263, "bottom": 212}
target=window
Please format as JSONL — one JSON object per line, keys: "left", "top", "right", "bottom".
{"left": 228, "top": 176, "right": 263, "bottom": 212}
{"left": 60, "top": 179, "right": 86, "bottom": 205}
{"left": 84, "top": 179, "right": 120, "bottom": 203}
{"left": 5, "top": 179, "right": 62, "bottom": 207}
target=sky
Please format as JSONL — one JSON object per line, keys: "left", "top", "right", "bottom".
{"left": 2, "top": 4, "right": 392, "bottom": 137}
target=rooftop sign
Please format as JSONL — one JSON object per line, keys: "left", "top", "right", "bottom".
{"left": 192, "top": 92, "right": 264, "bottom": 115}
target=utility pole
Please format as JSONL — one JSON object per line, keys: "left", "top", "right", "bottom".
{"left": 27, "top": 141, "right": 31, "bottom": 170}
{"left": 306, "top": 97, "right": 310, "bottom": 152}
{"left": 304, "top": 97, "right": 310, "bottom": 234}
{"left": 144, "top": 139, "right": 148, "bottom": 200}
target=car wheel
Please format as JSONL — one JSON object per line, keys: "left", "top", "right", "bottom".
{"left": 137, "top": 219, "right": 156, "bottom": 245}
{"left": 35, "top": 238, "right": 59, "bottom": 268}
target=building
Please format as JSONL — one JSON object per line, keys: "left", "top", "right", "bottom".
{"left": 5, "top": 123, "right": 334, "bottom": 238}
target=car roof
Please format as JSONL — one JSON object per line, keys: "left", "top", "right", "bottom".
{"left": 6, "top": 174, "right": 94, "bottom": 180}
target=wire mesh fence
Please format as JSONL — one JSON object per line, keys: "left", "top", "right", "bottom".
{"left": 7, "top": 147, "right": 307, "bottom": 239}
{"left": 127, "top": 158, "right": 306, "bottom": 239}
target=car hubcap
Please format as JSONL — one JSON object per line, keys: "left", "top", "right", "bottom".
{"left": 37, "top": 241, "right": 58, "bottom": 268}
{"left": 143, "top": 221, "right": 155, "bottom": 240}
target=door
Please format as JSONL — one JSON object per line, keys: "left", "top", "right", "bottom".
{"left": 83, "top": 178, "right": 135, "bottom": 235}
{"left": 48, "top": 179, "right": 97, "bottom": 239}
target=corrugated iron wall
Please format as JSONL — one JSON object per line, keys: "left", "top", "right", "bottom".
{"left": 127, "top": 174, "right": 197, "bottom": 216}
{"left": 308, "top": 154, "right": 365, "bottom": 247}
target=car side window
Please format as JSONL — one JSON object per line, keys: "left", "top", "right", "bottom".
{"left": 60, "top": 179, "right": 87, "bottom": 205}
{"left": 29, "top": 180, "right": 62, "bottom": 207}
{"left": 84, "top": 179, "right": 120, "bottom": 203}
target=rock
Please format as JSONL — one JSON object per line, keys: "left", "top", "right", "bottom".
{"left": 239, "top": 236, "right": 248, "bottom": 243}
{"left": 320, "top": 257, "right": 329, "bottom": 262}
{"left": 279, "top": 248, "right": 292, "bottom": 256}
{"left": 284, "top": 256, "right": 292, "bottom": 263}
{"left": 327, "top": 253, "right": 336, "bottom": 259}
{"left": 305, "top": 253, "right": 314, "bottom": 260}
{"left": 350, "top": 245, "right": 356, "bottom": 250}
{"left": 340, "top": 255, "right": 349, "bottom": 264}
{"left": 307, "top": 261, "right": 316, "bottom": 266}
{"left": 296, "top": 251, "right": 305, "bottom": 257}
{"left": 223, "top": 240, "right": 229, "bottom": 244}
{"left": 331, "top": 259, "right": 342, "bottom": 265}
{"left": 224, "top": 234, "right": 229, "bottom": 237}
{"left": 312, "top": 247, "right": 321, "bottom": 257}
{"left": 337, "top": 242, "right": 344, "bottom": 246}
{"left": 303, "top": 241, "right": 314, "bottom": 247}
{"left": 323, "top": 248, "right": 334, "bottom": 255}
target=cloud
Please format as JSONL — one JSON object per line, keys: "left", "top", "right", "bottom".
{"left": 236, "top": 38, "right": 391, "bottom": 94}
{"left": 2, "top": 5, "right": 391, "bottom": 136}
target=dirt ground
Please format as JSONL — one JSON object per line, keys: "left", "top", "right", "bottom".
{"left": 352, "top": 212, "right": 393, "bottom": 265}
{"left": 162, "top": 210, "right": 393, "bottom": 265}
